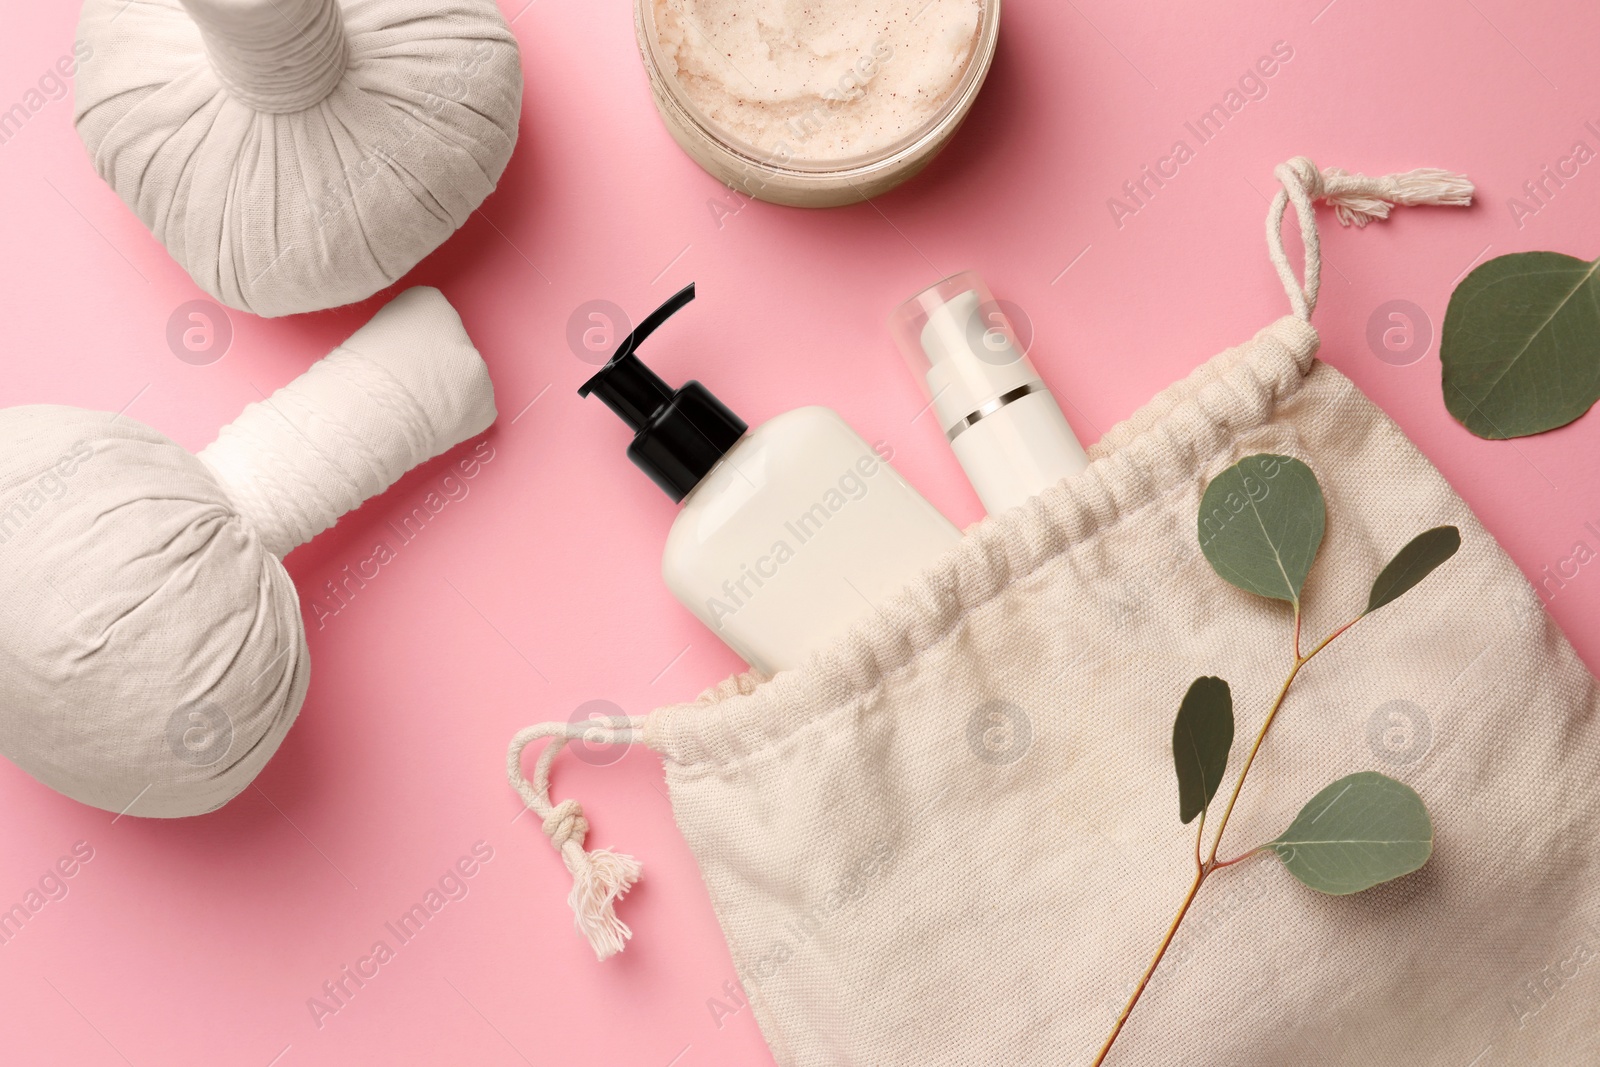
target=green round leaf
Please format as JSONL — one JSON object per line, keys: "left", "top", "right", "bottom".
{"left": 1197, "top": 454, "right": 1326, "bottom": 604}
{"left": 1268, "top": 772, "right": 1433, "bottom": 895}
{"left": 1441, "top": 251, "right": 1600, "bottom": 439}
{"left": 1172, "top": 677, "right": 1233, "bottom": 825}
{"left": 1366, "top": 526, "right": 1461, "bottom": 615}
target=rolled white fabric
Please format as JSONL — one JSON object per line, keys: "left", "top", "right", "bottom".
{"left": 199, "top": 286, "right": 497, "bottom": 556}
{"left": 72, "top": 0, "right": 523, "bottom": 318}
{"left": 0, "top": 287, "right": 495, "bottom": 817}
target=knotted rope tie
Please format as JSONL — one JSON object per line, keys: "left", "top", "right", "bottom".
{"left": 543, "top": 799, "right": 589, "bottom": 850}
{"left": 1267, "top": 156, "right": 1474, "bottom": 321}
{"left": 1280, "top": 157, "right": 1475, "bottom": 227}
{"left": 508, "top": 718, "right": 647, "bottom": 960}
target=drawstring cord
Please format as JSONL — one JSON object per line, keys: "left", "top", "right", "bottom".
{"left": 508, "top": 156, "right": 1473, "bottom": 962}
{"left": 1266, "top": 157, "right": 1473, "bottom": 321}
{"left": 507, "top": 717, "right": 648, "bottom": 960}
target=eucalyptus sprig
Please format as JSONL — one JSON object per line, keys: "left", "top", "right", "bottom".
{"left": 1092, "top": 454, "right": 1460, "bottom": 1066}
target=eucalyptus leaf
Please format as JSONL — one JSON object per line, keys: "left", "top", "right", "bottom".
{"left": 1441, "top": 251, "right": 1600, "bottom": 439}
{"left": 1366, "top": 526, "right": 1461, "bottom": 614}
{"left": 1268, "top": 772, "right": 1433, "bottom": 895}
{"left": 1197, "top": 454, "right": 1326, "bottom": 604}
{"left": 1172, "top": 677, "right": 1233, "bottom": 824}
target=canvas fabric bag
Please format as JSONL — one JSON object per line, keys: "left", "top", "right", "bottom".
{"left": 508, "top": 158, "right": 1600, "bottom": 1066}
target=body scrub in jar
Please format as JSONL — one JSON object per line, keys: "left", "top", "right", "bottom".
{"left": 637, "top": 0, "right": 1000, "bottom": 207}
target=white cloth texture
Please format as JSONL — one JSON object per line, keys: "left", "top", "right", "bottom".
{"left": 73, "top": 0, "right": 522, "bottom": 318}
{"left": 198, "top": 286, "right": 497, "bottom": 556}
{"left": 0, "top": 286, "right": 495, "bottom": 818}
{"left": 511, "top": 162, "right": 1598, "bottom": 1065}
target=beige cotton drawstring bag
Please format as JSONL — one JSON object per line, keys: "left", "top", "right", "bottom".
{"left": 508, "top": 158, "right": 1600, "bottom": 1066}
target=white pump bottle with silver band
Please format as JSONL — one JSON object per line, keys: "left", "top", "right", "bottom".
{"left": 891, "top": 271, "right": 1090, "bottom": 515}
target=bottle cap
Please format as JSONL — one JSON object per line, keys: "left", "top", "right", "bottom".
{"left": 890, "top": 271, "right": 1042, "bottom": 436}
{"left": 579, "top": 283, "right": 747, "bottom": 502}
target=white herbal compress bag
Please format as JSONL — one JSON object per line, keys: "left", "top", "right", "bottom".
{"left": 73, "top": 0, "right": 523, "bottom": 318}
{"left": 509, "top": 160, "right": 1600, "bottom": 1066}
{"left": 0, "top": 287, "right": 495, "bottom": 817}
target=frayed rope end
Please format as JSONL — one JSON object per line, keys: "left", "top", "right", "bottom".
{"left": 508, "top": 722, "right": 647, "bottom": 962}
{"left": 562, "top": 844, "right": 643, "bottom": 961}
{"left": 1319, "top": 165, "right": 1475, "bottom": 227}
{"left": 1268, "top": 155, "right": 1475, "bottom": 325}
{"left": 1386, "top": 167, "right": 1475, "bottom": 207}
{"left": 544, "top": 796, "right": 641, "bottom": 960}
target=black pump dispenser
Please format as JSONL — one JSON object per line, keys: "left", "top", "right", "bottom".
{"left": 579, "top": 283, "right": 747, "bottom": 502}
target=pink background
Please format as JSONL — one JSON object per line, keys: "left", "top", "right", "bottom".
{"left": 2, "top": 0, "right": 1598, "bottom": 1063}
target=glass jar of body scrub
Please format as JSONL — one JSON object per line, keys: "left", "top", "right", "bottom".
{"left": 635, "top": 0, "right": 1001, "bottom": 207}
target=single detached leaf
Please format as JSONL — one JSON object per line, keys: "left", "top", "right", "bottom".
{"left": 1441, "top": 251, "right": 1600, "bottom": 439}
{"left": 1172, "top": 677, "right": 1233, "bottom": 824}
{"left": 1366, "top": 526, "right": 1461, "bottom": 614}
{"left": 1268, "top": 772, "right": 1433, "bottom": 895}
{"left": 1197, "top": 454, "right": 1326, "bottom": 604}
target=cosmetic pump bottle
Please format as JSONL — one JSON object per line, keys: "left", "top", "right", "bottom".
{"left": 580, "top": 283, "right": 961, "bottom": 675}
{"left": 890, "top": 271, "right": 1090, "bottom": 514}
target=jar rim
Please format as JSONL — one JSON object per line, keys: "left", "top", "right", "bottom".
{"left": 636, "top": 0, "right": 1001, "bottom": 180}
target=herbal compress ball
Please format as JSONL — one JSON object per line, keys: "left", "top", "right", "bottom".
{"left": 72, "top": 0, "right": 523, "bottom": 317}
{"left": 0, "top": 288, "right": 496, "bottom": 817}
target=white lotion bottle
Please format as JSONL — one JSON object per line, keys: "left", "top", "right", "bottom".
{"left": 580, "top": 284, "right": 960, "bottom": 674}
{"left": 891, "top": 271, "right": 1090, "bottom": 514}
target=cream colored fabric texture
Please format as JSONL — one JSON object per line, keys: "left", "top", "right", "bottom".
{"left": 0, "top": 287, "right": 495, "bottom": 817}
{"left": 73, "top": 0, "right": 522, "bottom": 318}
{"left": 645, "top": 318, "right": 1600, "bottom": 1065}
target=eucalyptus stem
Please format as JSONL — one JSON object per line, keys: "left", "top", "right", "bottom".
{"left": 1090, "top": 608, "right": 1364, "bottom": 1067}
{"left": 1205, "top": 612, "right": 1353, "bottom": 865}
{"left": 1091, "top": 867, "right": 1204, "bottom": 1065}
